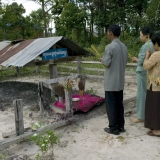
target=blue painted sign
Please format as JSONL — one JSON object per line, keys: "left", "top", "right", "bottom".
{"left": 42, "top": 48, "right": 68, "bottom": 60}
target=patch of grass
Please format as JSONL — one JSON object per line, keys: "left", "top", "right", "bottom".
{"left": 86, "top": 87, "right": 97, "bottom": 95}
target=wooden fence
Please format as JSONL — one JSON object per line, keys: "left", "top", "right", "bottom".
{"left": 0, "top": 61, "right": 137, "bottom": 81}
{"left": 57, "top": 61, "right": 137, "bottom": 79}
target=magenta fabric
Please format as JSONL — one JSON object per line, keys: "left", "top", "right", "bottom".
{"left": 54, "top": 94, "right": 105, "bottom": 112}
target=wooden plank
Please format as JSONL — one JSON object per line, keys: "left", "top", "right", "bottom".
{"left": 58, "top": 66, "right": 104, "bottom": 72}
{"left": 124, "top": 107, "right": 136, "bottom": 117}
{"left": 0, "top": 62, "right": 137, "bottom": 75}
{"left": 58, "top": 66, "right": 136, "bottom": 75}
{"left": 0, "top": 116, "right": 78, "bottom": 151}
{"left": 13, "top": 99, "right": 24, "bottom": 136}
{"left": 36, "top": 57, "right": 78, "bottom": 65}
{"left": 64, "top": 89, "right": 73, "bottom": 115}
{"left": 80, "top": 61, "right": 137, "bottom": 67}
{"left": 126, "top": 63, "right": 137, "bottom": 67}
{"left": 58, "top": 66, "right": 77, "bottom": 70}
{"left": 23, "top": 57, "right": 78, "bottom": 67}
{"left": 41, "top": 82, "right": 53, "bottom": 90}
{"left": 83, "top": 67, "right": 104, "bottom": 72}
{"left": 125, "top": 71, "right": 136, "bottom": 75}
{"left": 38, "top": 82, "right": 44, "bottom": 113}
{"left": 49, "top": 64, "right": 58, "bottom": 79}
{"left": 16, "top": 67, "right": 20, "bottom": 77}
{"left": 81, "top": 74, "right": 104, "bottom": 80}
{"left": 123, "top": 96, "right": 136, "bottom": 104}
{"left": 2, "top": 127, "right": 31, "bottom": 138}
{"left": 58, "top": 64, "right": 135, "bottom": 74}
{"left": 81, "top": 61, "right": 101, "bottom": 64}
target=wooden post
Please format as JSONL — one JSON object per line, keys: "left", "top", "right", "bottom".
{"left": 35, "top": 66, "right": 39, "bottom": 73}
{"left": 79, "top": 76, "right": 86, "bottom": 92}
{"left": 77, "top": 56, "right": 82, "bottom": 74}
{"left": 0, "top": 116, "right": 78, "bottom": 151}
{"left": 38, "top": 82, "right": 44, "bottom": 113}
{"left": 49, "top": 64, "right": 58, "bottom": 98}
{"left": 13, "top": 99, "right": 24, "bottom": 136}
{"left": 49, "top": 64, "right": 58, "bottom": 79}
{"left": 16, "top": 67, "right": 20, "bottom": 77}
{"left": 65, "top": 89, "right": 73, "bottom": 116}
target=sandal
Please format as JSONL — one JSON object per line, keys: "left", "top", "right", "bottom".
{"left": 132, "top": 118, "right": 144, "bottom": 123}
{"left": 147, "top": 131, "right": 160, "bottom": 137}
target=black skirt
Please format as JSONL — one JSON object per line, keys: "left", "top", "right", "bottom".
{"left": 145, "top": 85, "right": 160, "bottom": 130}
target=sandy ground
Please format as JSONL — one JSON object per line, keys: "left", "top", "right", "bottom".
{"left": 0, "top": 75, "right": 160, "bottom": 160}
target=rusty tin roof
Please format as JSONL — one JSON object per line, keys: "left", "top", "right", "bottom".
{"left": 0, "top": 36, "right": 93, "bottom": 67}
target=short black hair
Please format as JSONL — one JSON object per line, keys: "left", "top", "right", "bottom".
{"left": 151, "top": 32, "right": 160, "bottom": 46}
{"left": 108, "top": 24, "right": 121, "bottom": 37}
{"left": 140, "top": 26, "right": 153, "bottom": 38}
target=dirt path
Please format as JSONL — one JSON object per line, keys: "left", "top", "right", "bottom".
{"left": 0, "top": 76, "right": 159, "bottom": 160}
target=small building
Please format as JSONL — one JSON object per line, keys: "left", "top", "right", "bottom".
{"left": 0, "top": 36, "right": 93, "bottom": 69}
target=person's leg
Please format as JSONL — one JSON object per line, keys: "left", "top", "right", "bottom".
{"left": 105, "top": 91, "right": 119, "bottom": 132}
{"left": 145, "top": 85, "right": 160, "bottom": 131}
{"left": 136, "top": 71, "right": 147, "bottom": 120}
{"left": 116, "top": 90, "right": 125, "bottom": 131}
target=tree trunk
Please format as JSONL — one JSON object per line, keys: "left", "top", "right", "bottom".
{"left": 42, "top": 0, "right": 47, "bottom": 37}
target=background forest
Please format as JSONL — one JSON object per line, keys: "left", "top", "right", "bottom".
{"left": 0, "top": 0, "right": 160, "bottom": 58}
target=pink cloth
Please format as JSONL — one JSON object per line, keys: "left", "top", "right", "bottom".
{"left": 54, "top": 94, "right": 105, "bottom": 112}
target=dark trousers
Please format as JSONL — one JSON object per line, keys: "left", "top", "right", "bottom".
{"left": 105, "top": 90, "right": 125, "bottom": 131}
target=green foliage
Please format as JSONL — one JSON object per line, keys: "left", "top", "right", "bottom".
{"left": 0, "top": 2, "right": 26, "bottom": 40}
{"left": 121, "top": 33, "right": 142, "bottom": 62}
{"left": 31, "top": 122, "right": 44, "bottom": 130}
{"left": 0, "top": 0, "right": 156, "bottom": 58}
{"left": 86, "top": 87, "right": 97, "bottom": 95}
{"left": 30, "top": 129, "right": 60, "bottom": 159}
{"left": 55, "top": 1, "right": 88, "bottom": 45}
{"left": 144, "top": 0, "right": 160, "bottom": 32}
{"left": 0, "top": 66, "right": 49, "bottom": 82}
{"left": 0, "top": 67, "right": 17, "bottom": 81}
{"left": 0, "top": 153, "right": 6, "bottom": 160}
{"left": 117, "top": 136, "right": 125, "bottom": 142}
{"left": 35, "top": 153, "right": 42, "bottom": 160}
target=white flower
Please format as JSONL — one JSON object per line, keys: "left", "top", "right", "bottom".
{"left": 33, "top": 133, "right": 37, "bottom": 136}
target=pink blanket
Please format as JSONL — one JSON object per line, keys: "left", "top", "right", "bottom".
{"left": 54, "top": 94, "right": 105, "bottom": 112}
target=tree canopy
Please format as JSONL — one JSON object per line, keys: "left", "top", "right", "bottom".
{"left": 0, "top": 0, "right": 159, "bottom": 48}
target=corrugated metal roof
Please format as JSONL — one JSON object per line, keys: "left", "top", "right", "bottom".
{"left": 0, "top": 41, "right": 11, "bottom": 50}
{"left": 0, "top": 39, "right": 35, "bottom": 65}
{"left": 1, "top": 37, "right": 63, "bottom": 67}
{"left": 57, "top": 37, "right": 91, "bottom": 56}
{"left": 0, "top": 36, "right": 93, "bottom": 67}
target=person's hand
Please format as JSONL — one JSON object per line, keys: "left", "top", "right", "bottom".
{"left": 131, "top": 57, "right": 138, "bottom": 63}
{"left": 145, "top": 50, "right": 152, "bottom": 60}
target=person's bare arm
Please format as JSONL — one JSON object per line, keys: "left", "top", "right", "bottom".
{"left": 131, "top": 57, "right": 138, "bottom": 63}
{"left": 99, "top": 58, "right": 108, "bottom": 68}
{"left": 145, "top": 50, "right": 152, "bottom": 60}
{"left": 143, "top": 51, "right": 156, "bottom": 70}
